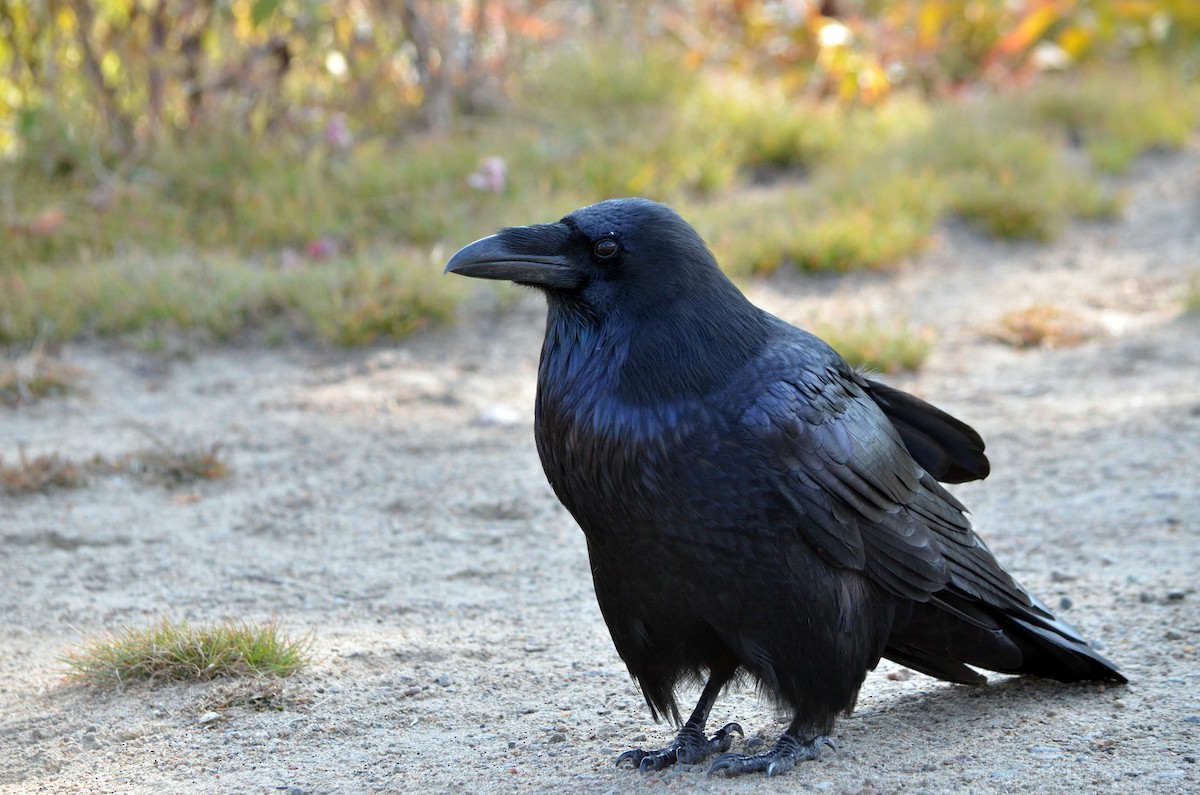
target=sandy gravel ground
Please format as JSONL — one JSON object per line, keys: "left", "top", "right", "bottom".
{"left": 2, "top": 143, "right": 1198, "bottom": 794}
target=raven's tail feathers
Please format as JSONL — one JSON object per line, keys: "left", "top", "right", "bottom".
{"left": 997, "top": 609, "right": 1126, "bottom": 684}
{"left": 885, "top": 593, "right": 1126, "bottom": 685}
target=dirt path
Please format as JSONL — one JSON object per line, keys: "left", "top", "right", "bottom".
{"left": 2, "top": 143, "right": 1198, "bottom": 794}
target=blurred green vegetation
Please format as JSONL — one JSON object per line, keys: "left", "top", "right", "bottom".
{"left": 815, "top": 318, "right": 936, "bottom": 375}
{"left": 1186, "top": 275, "right": 1200, "bottom": 313}
{"left": 1, "top": 1, "right": 1198, "bottom": 355}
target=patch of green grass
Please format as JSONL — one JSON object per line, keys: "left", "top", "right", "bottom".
{"left": 288, "top": 248, "right": 462, "bottom": 345}
{"left": 1184, "top": 275, "right": 1200, "bottom": 313}
{"left": 692, "top": 190, "right": 936, "bottom": 277}
{"left": 686, "top": 87, "right": 1123, "bottom": 273}
{"left": 1017, "top": 62, "right": 1200, "bottom": 173}
{"left": 1, "top": 53, "right": 1195, "bottom": 347}
{"left": 818, "top": 319, "right": 936, "bottom": 374}
{"left": 690, "top": 75, "right": 845, "bottom": 177}
{"left": 63, "top": 617, "right": 310, "bottom": 686}
{"left": 520, "top": 49, "right": 846, "bottom": 200}
{"left": 521, "top": 40, "right": 695, "bottom": 111}
{"left": 687, "top": 143, "right": 942, "bottom": 276}
{"left": 907, "top": 108, "right": 1121, "bottom": 240}
{"left": 2, "top": 114, "right": 534, "bottom": 270}
{"left": 0, "top": 250, "right": 460, "bottom": 346}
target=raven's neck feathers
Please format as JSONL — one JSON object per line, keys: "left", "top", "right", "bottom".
{"left": 541, "top": 269, "right": 769, "bottom": 408}
{"left": 617, "top": 276, "right": 767, "bottom": 404}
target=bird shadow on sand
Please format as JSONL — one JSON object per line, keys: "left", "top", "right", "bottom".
{"left": 841, "top": 672, "right": 1120, "bottom": 743}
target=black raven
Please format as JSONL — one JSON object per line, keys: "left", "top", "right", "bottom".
{"left": 445, "top": 198, "right": 1125, "bottom": 777}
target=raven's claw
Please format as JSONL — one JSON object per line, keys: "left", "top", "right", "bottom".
{"left": 616, "top": 722, "right": 743, "bottom": 772}
{"left": 708, "top": 733, "right": 835, "bottom": 777}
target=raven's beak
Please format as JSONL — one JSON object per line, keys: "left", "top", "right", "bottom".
{"left": 445, "top": 227, "right": 578, "bottom": 289}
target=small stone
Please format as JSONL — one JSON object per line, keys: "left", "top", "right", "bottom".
{"left": 631, "top": 733, "right": 647, "bottom": 742}
{"left": 80, "top": 733, "right": 101, "bottom": 750}
{"left": 1051, "top": 571, "right": 1077, "bottom": 583}
{"left": 434, "top": 674, "right": 453, "bottom": 687}
{"left": 549, "top": 732, "right": 566, "bottom": 743}
{"left": 508, "top": 740, "right": 517, "bottom": 749}
{"left": 1182, "top": 716, "right": 1200, "bottom": 724}
{"left": 1139, "top": 592, "right": 1156, "bottom": 604}
{"left": 1165, "top": 629, "right": 1184, "bottom": 640}
{"left": 887, "top": 668, "right": 913, "bottom": 681}
{"left": 1059, "top": 597, "right": 1073, "bottom": 610}
{"left": 286, "top": 787, "right": 305, "bottom": 795}
{"left": 1030, "top": 745, "right": 1061, "bottom": 756}
{"left": 523, "top": 643, "right": 547, "bottom": 653}
{"left": 1166, "top": 590, "right": 1187, "bottom": 602}
{"left": 475, "top": 404, "right": 521, "bottom": 427}
{"left": 197, "top": 711, "right": 221, "bottom": 725}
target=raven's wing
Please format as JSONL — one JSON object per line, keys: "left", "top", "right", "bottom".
{"left": 740, "top": 357, "right": 1027, "bottom": 609}
{"left": 736, "top": 335, "right": 1122, "bottom": 682}
{"left": 858, "top": 376, "right": 990, "bottom": 484}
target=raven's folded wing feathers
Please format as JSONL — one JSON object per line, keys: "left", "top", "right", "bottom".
{"left": 746, "top": 361, "right": 1035, "bottom": 615}
{"left": 745, "top": 355, "right": 1122, "bottom": 683}
{"left": 860, "top": 377, "right": 990, "bottom": 484}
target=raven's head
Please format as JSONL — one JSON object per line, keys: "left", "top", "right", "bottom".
{"left": 446, "top": 198, "right": 767, "bottom": 401}
{"left": 446, "top": 198, "right": 739, "bottom": 321}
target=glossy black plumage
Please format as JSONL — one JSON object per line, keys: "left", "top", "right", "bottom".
{"left": 445, "top": 198, "right": 1125, "bottom": 777}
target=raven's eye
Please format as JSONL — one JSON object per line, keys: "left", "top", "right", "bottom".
{"left": 593, "top": 239, "right": 619, "bottom": 260}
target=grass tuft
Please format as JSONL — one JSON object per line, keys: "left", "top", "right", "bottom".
{"left": 108, "top": 441, "right": 230, "bottom": 486}
{"left": 1185, "top": 275, "right": 1200, "bottom": 313}
{"left": 3, "top": 437, "right": 229, "bottom": 498}
{"left": 818, "top": 319, "right": 936, "bottom": 374}
{"left": 0, "top": 448, "right": 86, "bottom": 495}
{"left": 989, "top": 305, "right": 1098, "bottom": 348}
{"left": 0, "top": 347, "right": 84, "bottom": 405}
{"left": 62, "top": 617, "right": 311, "bottom": 686}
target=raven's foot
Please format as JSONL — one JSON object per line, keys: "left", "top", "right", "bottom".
{"left": 616, "top": 722, "right": 743, "bottom": 772}
{"left": 708, "top": 733, "right": 836, "bottom": 777}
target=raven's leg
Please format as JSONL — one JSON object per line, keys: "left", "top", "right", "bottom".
{"left": 707, "top": 715, "right": 836, "bottom": 778}
{"left": 616, "top": 673, "right": 743, "bottom": 772}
